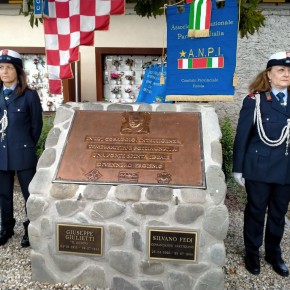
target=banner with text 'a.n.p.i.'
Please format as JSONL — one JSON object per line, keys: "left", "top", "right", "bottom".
{"left": 166, "top": 0, "right": 239, "bottom": 102}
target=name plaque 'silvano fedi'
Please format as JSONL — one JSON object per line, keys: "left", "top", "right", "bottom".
{"left": 148, "top": 229, "right": 198, "bottom": 262}
{"left": 54, "top": 111, "right": 205, "bottom": 187}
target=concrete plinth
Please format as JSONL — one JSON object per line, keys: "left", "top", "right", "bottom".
{"left": 28, "top": 102, "right": 228, "bottom": 290}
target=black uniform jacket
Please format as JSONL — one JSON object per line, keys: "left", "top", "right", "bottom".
{"left": 233, "top": 91, "right": 290, "bottom": 185}
{"left": 0, "top": 87, "right": 43, "bottom": 171}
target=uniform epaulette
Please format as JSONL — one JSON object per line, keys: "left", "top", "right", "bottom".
{"left": 247, "top": 92, "right": 256, "bottom": 99}
{"left": 265, "top": 91, "right": 272, "bottom": 101}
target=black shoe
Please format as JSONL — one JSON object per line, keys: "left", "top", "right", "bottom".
{"left": 21, "top": 233, "right": 30, "bottom": 248}
{"left": 245, "top": 253, "right": 260, "bottom": 275}
{"left": 0, "top": 229, "right": 14, "bottom": 246}
{"left": 265, "top": 256, "right": 289, "bottom": 277}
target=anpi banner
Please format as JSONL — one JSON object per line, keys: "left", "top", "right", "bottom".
{"left": 166, "top": 0, "right": 239, "bottom": 102}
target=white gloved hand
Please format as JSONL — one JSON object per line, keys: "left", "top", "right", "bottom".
{"left": 233, "top": 172, "right": 245, "bottom": 187}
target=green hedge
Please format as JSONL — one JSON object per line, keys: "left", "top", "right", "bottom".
{"left": 36, "top": 113, "right": 55, "bottom": 158}
{"left": 220, "top": 116, "right": 234, "bottom": 182}
{"left": 220, "top": 116, "right": 247, "bottom": 204}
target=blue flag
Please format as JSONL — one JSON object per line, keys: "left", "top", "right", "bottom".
{"left": 136, "top": 64, "right": 171, "bottom": 104}
{"left": 43, "top": 0, "right": 49, "bottom": 17}
{"left": 34, "top": 0, "right": 43, "bottom": 18}
{"left": 166, "top": 0, "right": 238, "bottom": 102}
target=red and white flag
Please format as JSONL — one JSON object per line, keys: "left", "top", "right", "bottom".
{"left": 44, "top": 0, "right": 125, "bottom": 94}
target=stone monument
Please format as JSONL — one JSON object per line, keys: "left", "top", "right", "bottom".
{"left": 28, "top": 102, "right": 228, "bottom": 290}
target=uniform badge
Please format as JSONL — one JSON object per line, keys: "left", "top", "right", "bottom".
{"left": 266, "top": 92, "right": 272, "bottom": 101}
{"left": 1, "top": 49, "right": 9, "bottom": 55}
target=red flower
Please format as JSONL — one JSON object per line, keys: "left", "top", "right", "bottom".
{"left": 110, "top": 73, "right": 121, "bottom": 80}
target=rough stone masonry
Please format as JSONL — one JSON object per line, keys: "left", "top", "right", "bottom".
{"left": 27, "top": 102, "right": 228, "bottom": 290}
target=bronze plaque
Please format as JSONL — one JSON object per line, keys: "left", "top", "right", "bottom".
{"left": 148, "top": 229, "right": 198, "bottom": 262}
{"left": 54, "top": 111, "right": 205, "bottom": 188}
{"left": 57, "top": 224, "right": 103, "bottom": 256}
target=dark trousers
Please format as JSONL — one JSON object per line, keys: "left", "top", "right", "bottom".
{"left": 244, "top": 180, "right": 290, "bottom": 258}
{"left": 0, "top": 168, "right": 35, "bottom": 230}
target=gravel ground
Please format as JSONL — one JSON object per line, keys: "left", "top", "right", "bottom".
{"left": 0, "top": 189, "right": 289, "bottom": 290}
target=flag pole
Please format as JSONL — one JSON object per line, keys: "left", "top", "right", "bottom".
{"left": 75, "top": 61, "right": 79, "bottom": 102}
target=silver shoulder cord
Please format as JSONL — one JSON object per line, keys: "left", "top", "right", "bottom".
{"left": 254, "top": 93, "right": 290, "bottom": 156}
{"left": 0, "top": 109, "right": 8, "bottom": 142}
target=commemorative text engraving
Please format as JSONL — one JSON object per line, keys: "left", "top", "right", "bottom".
{"left": 54, "top": 111, "right": 205, "bottom": 187}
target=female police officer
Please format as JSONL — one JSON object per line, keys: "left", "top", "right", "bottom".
{"left": 233, "top": 51, "right": 290, "bottom": 276}
{"left": 0, "top": 49, "right": 43, "bottom": 247}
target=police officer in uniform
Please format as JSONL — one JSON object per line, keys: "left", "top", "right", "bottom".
{"left": 233, "top": 51, "right": 290, "bottom": 276}
{"left": 0, "top": 49, "right": 43, "bottom": 247}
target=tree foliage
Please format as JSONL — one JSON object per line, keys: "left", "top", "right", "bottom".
{"left": 239, "top": 0, "right": 265, "bottom": 38}
{"left": 20, "top": 0, "right": 265, "bottom": 38}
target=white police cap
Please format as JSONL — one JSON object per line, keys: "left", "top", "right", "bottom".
{"left": 266, "top": 51, "right": 290, "bottom": 69}
{"left": 0, "top": 49, "right": 23, "bottom": 68}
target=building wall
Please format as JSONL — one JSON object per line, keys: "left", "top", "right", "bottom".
{"left": 0, "top": 5, "right": 290, "bottom": 124}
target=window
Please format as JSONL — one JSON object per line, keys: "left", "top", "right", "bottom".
{"left": 95, "top": 48, "right": 165, "bottom": 102}
{"left": 22, "top": 53, "right": 64, "bottom": 111}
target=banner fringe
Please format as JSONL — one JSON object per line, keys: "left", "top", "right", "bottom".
{"left": 160, "top": 73, "right": 165, "bottom": 85}
{"left": 188, "top": 30, "right": 195, "bottom": 37}
{"left": 233, "top": 73, "right": 237, "bottom": 87}
{"left": 165, "top": 95, "right": 234, "bottom": 102}
{"left": 188, "top": 29, "right": 210, "bottom": 38}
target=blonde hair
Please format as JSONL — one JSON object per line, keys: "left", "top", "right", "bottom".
{"left": 248, "top": 69, "right": 271, "bottom": 93}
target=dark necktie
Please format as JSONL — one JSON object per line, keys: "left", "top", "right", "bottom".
{"left": 277, "top": 92, "right": 286, "bottom": 108}
{"left": 3, "top": 89, "right": 13, "bottom": 100}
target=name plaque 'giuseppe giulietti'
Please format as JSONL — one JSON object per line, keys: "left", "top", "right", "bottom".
{"left": 57, "top": 224, "right": 103, "bottom": 256}
{"left": 54, "top": 111, "right": 205, "bottom": 188}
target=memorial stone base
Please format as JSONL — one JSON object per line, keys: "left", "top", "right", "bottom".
{"left": 28, "top": 102, "right": 228, "bottom": 290}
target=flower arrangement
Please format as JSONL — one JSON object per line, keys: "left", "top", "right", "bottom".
{"left": 111, "top": 86, "right": 121, "bottom": 94}
{"left": 125, "top": 75, "right": 133, "bottom": 81}
{"left": 142, "top": 61, "right": 152, "bottom": 69}
{"left": 112, "top": 60, "right": 121, "bottom": 68}
{"left": 124, "top": 87, "right": 132, "bottom": 94}
{"left": 33, "top": 58, "right": 39, "bottom": 66}
{"left": 47, "top": 99, "right": 54, "bottom": 111}
{"left": 33, "top": 55, "right": 46, "bottom": 68}
{"left": 125, "top": 58, "right": 134, "bottom": 67}
{"left": 110, "top": 73, "right": 121, "bottom": 80}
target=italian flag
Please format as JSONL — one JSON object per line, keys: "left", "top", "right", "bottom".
{"left": 178, "top": 57, "right": 224, "bottom": 69}
{"left": 188, "top": 0, "right": 212, "bottom": 38}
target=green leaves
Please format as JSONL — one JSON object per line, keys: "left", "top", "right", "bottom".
{"left": 133, "top": 0, "right": 265, "bottom": 37}
{"left": 18, "top": 0, "right": 266, "bottom": 38}
{"left": 239, "top": 0, "right": 265, "bottom": 38}
{"left": 134, "top": 0, "right": 166, "bottom": 18}
{"left": 220, "top": 116, "right": 234, "bottom": 181}
{"left": 36, "top": 113, "right": 55, "bottom": 158}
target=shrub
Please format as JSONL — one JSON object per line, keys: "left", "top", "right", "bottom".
{"left": 220, "top": 116, "right": 247, "bottom": 204}
{"left": 36, "top": 113, "right": 55, "bottom": 158}
{"left": 220, "top": 116, "right": 234, "bottom": 181}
